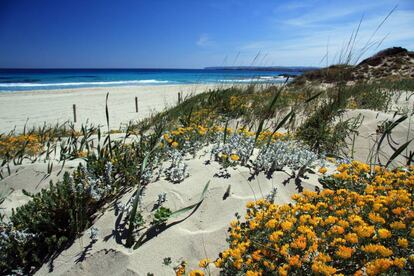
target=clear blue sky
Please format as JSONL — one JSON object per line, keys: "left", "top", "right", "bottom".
{"left": 0, "top": 0, "right": 413, "bottom": 68}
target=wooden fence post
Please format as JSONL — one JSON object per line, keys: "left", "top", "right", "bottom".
{"left": 135, "top": 96, "right": 138, "bottom": 113}
{"left": 73, "top": 104, "right": 77, "bottom": 122}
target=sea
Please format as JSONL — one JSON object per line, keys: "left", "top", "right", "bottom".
{"left": 0, "top": 68, "right": 309, "bottom": 92}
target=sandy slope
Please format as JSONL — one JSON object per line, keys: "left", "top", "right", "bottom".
{"left": 343, "top": 91, "right": 414, "bottom": 166}
{"left": 33, "top": 149, "right": 324, "bottom": 276}
{"left": 0, "top": 84, "right": 219, "bottom": 133}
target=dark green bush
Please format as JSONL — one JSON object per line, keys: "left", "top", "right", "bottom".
{"left": 1, "top": 171, "right": 96, "bottom": 274}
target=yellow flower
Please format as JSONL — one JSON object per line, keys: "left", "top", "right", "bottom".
{"left": 278, "top": 264, "right": 289, "bottom": 276}
{"left": 354, "top": 225, "right": 375, "bottom": 238}
{"left": 368, "top": 212, "right": 385, "bottom": 224}
{"left": 319, "top": 167, "right": 328, "bottom": 174}
{"left": 325, "top": 216, "right": 338, "bottom": 225}
{"left": 230, "top": 154, "right": 240, "bottom": 161}
{"left": 337, "top": 163, "right": 350, "bottom": 172}
{"left": 291, "top": 236, "right": 307, "bottom": 250}
{"left": 365, "top": 258, "right": 393, "bottom": 275}
{"left": 288, "top": 255, "right": 302, "bottom": 267}
{"left": 392, "top": 207, "right": 405, "bottom": 216}
{"left": 280, "top": 244, "right": 289, "bottom": 256}
{"left": 312, "top": 261, "right": 337, "bottom": 275}
{"left": 362, "top": 244, "right": 393, "bottom": 257}
{"left": 398, "top": 238, "right": 408, "bottom": 248}
{"left": 331, "top": 225, "right": 345, "bottom": 235}
{"left": 251, "top": 250, "right": 262, "bottom": 261}
{"left": 246, "top": 201, "right": 255, "bottom": 208}
{"left": 198, "top": 258, "right": 210, "bottom": 268}
{"left": 171, "top": 141, "right": 179, "bottom": 148}
{"left": 249, "top": 220, "right": 258, "bottom": 230}
{"left": 394, "top": 258, "right": 406, "bottom": 269}
{"left": 265, "top": 219, "right": 277, "bottom": 228}
{"left": 281, "top": 221, "right": 293, "bottom": 231}
{"left": 390, "top": 221, "right": 406, "bottom": 230}
{"left": 214, "top": 258, "right": 223, "bottom": 268}
{"left": 189, "top": 270, "right": 204, "bottom": 276}
{"left": 378, "top": 228, "right": 392, "bottom": 239}
{"left": 345, "top": 233, "right": 358, "bottom": 244}
{"left": 175, "top": 261, "right": 186, "bottom": 276}
{"left": 336, "top": 246, "right": 353, "bottom": 259}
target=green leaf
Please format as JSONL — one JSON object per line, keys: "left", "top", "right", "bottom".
{"left": 223, "top": 120, "right": 229, "bottom": 144}
{"left": 170, "top": 181, "right": 210, "bottom": 219}
{"left": 385, "top": 139, "right": 412, "bottom": 168}
{"left": 377, "top": 115, "right": 407, "bottom": 153}
{"left": 305, "top": 91, "right": 322, "bottom": 103}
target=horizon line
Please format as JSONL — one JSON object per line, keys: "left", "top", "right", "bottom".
{"left": 0, "top": 66, "right": 319, "bottom": 70}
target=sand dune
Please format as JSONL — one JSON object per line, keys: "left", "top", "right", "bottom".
{"left": 33, "top": 149, "right": 324, "bottom": 275}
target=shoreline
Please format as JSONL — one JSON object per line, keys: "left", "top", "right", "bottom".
{"left": 0, "top": 84, "right": 224, "bottom": 133}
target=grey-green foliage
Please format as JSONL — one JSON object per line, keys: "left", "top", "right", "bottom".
{"left": 255, "top": 140, "right": 321, "bottom": 173}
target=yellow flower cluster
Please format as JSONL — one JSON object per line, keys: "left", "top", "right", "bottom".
{"left": 194, "top": 164, "right": 414, "bottom": 275}
{"left": 346, "top": 97, "right": 359, "bottom": 109}
{"left": 256, "top": 130, "right": 286, "bottom": 143}
{"left": 161, "top": 125, "right": 286, "bottom": 152}
{"left": 332, "top": 160, "right": 370, "bottom": 182}
{"left": 191, "top": 108, "right": 217, "bottom": 123}
{"left": 161, "top": 125, "right": 211, "bottom": 148}
{"left": 0, "top": 134, "right": 42, "bottom": 157}
{"left": 229, "top": 95, "right": 250, "bottom": 111}
{"left": 174, "top": 261, "right": 187, "bottom": 276}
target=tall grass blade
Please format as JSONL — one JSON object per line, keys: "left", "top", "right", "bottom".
{"left": 385, "top": 139, "right": 412, "bottom": 168}
{"left": 223, "top": 119, "right": 229, "bottom": 144}
{"left": 376, "top": 115, "right": 407, "bottom": 153}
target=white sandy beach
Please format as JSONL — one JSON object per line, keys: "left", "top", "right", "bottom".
{"left": 0, "top": 84, "right": 222, "bottom": 133}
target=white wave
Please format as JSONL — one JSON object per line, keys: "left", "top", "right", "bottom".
{"left": 260, "top": 76, "right": 288, "bottom": 80}
{"left": 0, "top": 79, "right": 170, "bottom": 88}
{"left": 218, "top": 77, "right": 287, "bottom": 83}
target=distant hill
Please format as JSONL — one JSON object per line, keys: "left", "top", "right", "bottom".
{"left": 204, "top": 66, "right": 319, "bottom": 72}
{"left": 292, "top": 47, "right": 414, "bottom": 85}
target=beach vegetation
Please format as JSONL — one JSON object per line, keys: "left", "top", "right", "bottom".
{"left": 0, "top": 76, "right": 413, "bottom": 274}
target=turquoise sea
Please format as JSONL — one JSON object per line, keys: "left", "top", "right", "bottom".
{"left": 0, "top": 68, "right": 312, "bottom": 92}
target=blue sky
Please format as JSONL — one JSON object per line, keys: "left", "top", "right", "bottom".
{"left": 0, "top": 0, "right": 413, "bottom": 68}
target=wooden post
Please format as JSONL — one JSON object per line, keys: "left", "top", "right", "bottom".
{"left": 135, "top": 96, "right": 138, "bottom": 113}
{"left": 178, "top": 92, "right": 181, "bottom": 104}
{"left": 73, "top": 104, "right": 77, "bottom": 123}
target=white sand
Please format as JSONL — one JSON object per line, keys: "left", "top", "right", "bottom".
{"left": 0, "top": 84, "right": 219, "bottom": 133}
{"left": 343, "top": 91, "right": 414, "bottom": 166}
